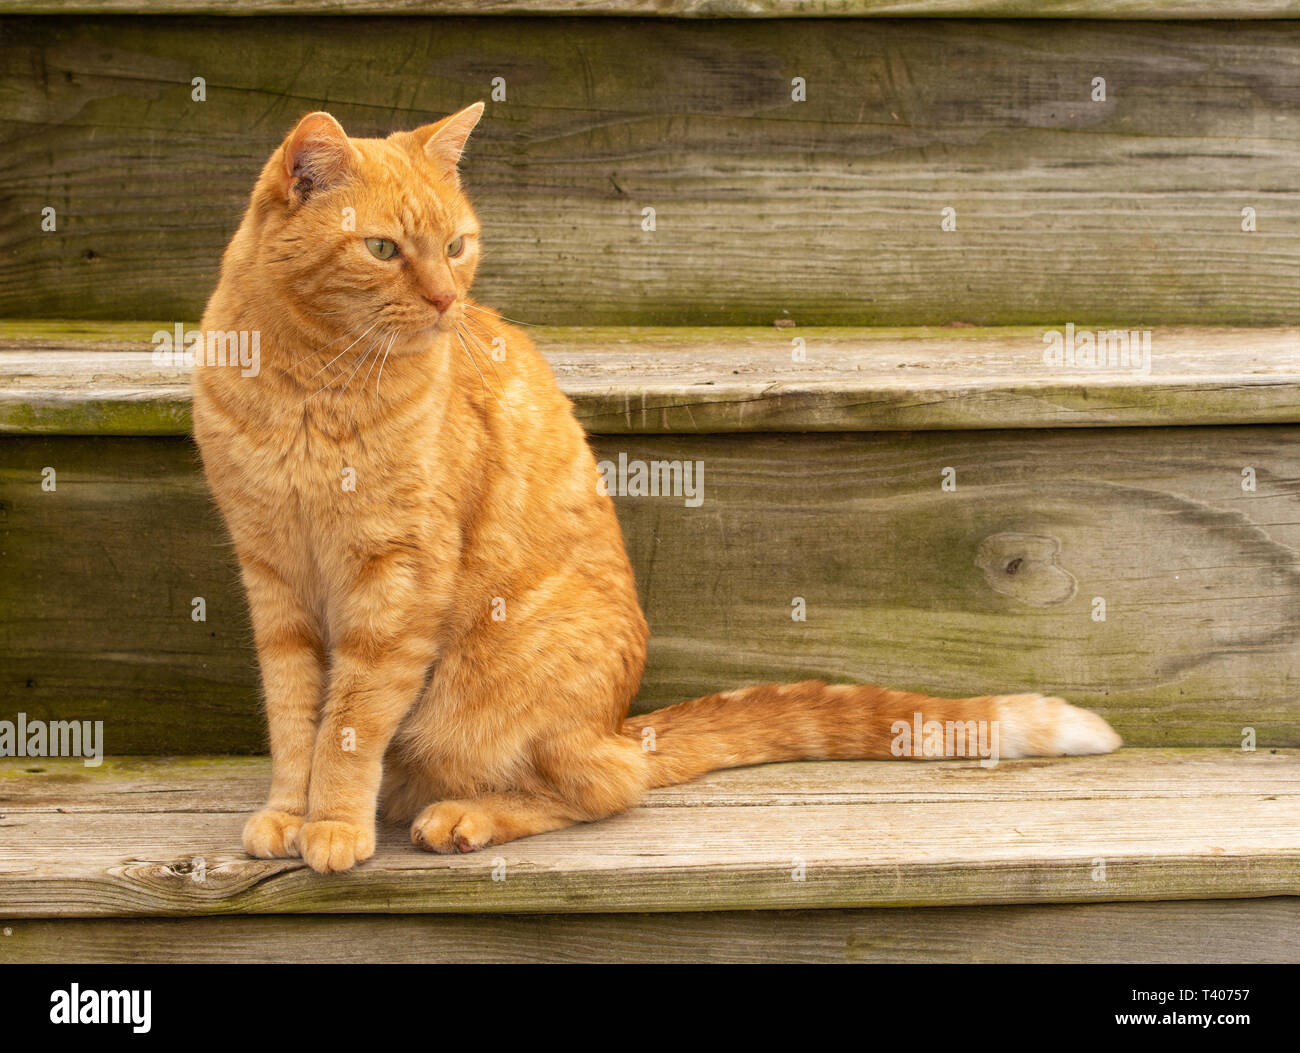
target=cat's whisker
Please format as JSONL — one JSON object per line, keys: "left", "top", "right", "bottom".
{"left": 455, "top": 328, "right": 498, "bottom": 403}
{"left": 299, "top": 320, "right": 383, "bottom": 394}
{"left": 457, "top": 318, "right": 507, "bottom": 388}
{"left": 456, "top": 319, "right": 502, "bottom": 371}
{"left": 463, "top": 302, "right": 541, "bottom": 328}
{"left": 298, "top": 321, "right": 385, "bottom": 408}
{"left": 333, "top": 327, "right": 389, "bottom": 412}
{"left": 349, "top": 328, "right": 394, "bottom": 427}
{"left": 281, "top": 317, "right": 369, "bottom": 375}
{"left": 374, "top": 329, "right": 399, "bottom": 400}
{"left": 305, "top": 340, "right": 376, "bottom": 416}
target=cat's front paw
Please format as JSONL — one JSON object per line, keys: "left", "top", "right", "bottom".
{"left": 296, "top": 819, "right": 375, "bottom": 874}
{"left": 243, "top": 809, "right": 304, "bottom": 858}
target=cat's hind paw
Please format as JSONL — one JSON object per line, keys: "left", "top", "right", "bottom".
{"left": 242, "top": 809, "right": 304, "bottom": 859}
{"left": 296, "top": 819, "right": 375, "bottom": 873}
{"left": 410, "top": 801, "right": 493, "bottom": 854}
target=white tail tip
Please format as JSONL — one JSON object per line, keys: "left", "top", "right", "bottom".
{"left": 995, "top": 694, "right": 1122, "bottom": 758}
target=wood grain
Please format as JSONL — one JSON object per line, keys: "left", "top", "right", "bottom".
{"left": 1, "top": 427, "right": 1298, "bottom": 753}
{"left": 0, "top": 751, "right": 1295, "bottom": 918}
{"left": 1, "top": 17, "right": 1297, "bottom": 324}
{"left": 2, "top": 898, "right": 1295, "bottom": 964}
{"left": 2, "top": 324, "right": 1297, "bottom": 435}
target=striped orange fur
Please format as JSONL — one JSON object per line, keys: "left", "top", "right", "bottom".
{"left": 192, "top": 105, "right": 1120, "bottom": 873}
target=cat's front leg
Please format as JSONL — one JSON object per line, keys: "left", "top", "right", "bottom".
{"left": 297, "top": 635, "right": 437, "bottom": 873}
{"left": 239, "top": 557, "right": 327, "bottom": 859}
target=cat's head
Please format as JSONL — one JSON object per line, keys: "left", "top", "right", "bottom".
{"left": 248, "top": 103, "right": 486, "bottom": 350}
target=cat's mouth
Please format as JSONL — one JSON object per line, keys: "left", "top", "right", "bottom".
{"left": 398, "top": 315, "right": 459, "bottom": 349}
{"left": 413, "top": 317, "right": 452, "bottom": 338}
{"left": 388, "top": 304, "right": 464, "bottom": 350}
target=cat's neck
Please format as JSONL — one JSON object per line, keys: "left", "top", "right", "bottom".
{"left": 199, "top": 304, "right": 479, "bottom": 441}
{"left": 286, "top": 322, "right": 463, "bottom": 434}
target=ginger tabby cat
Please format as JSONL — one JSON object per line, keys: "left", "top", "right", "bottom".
{"left": 192, "top": 104, "right": 1121, "bottom": 874}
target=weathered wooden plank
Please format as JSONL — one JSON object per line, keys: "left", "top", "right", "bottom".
{"left": 2, "top": 18, "right": 1298, "bottom": 325}
{"left": 0, "top": 752, "right": 1295, "bottom": 918}
{"left": 3, "top": 428, "right": 1298, "bottom": 752}
{"left": 4, "top": 749, "right": 1295, "bottom": 813}
{"left": 2, "top": 898, "right": 1295, "bottom": 964}
{"left": 2, "top": 324, "right": 1297, "bottom": 435}
{"left": 2, "top": 2, "right": 1299, "bottom": 19}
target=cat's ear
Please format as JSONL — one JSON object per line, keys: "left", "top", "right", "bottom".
{"left": 279, "top": 112, "right": 357, "bottom": 205}
{"left": 413, "top": 102, "right": 485, "bottom": 186}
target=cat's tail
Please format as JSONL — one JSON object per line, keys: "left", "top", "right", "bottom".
{"left": 621, "top": 681, "right": 1121, "bottom": 789}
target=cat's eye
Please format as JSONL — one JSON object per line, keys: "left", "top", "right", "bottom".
{"left": 365, "top": 237, "right": 399, "bottom": 261}
{"left": 447, "top": 236, "right": 465, "bottom": 259}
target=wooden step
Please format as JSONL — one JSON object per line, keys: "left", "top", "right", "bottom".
{"left": 2, "top": 17, "right": 1297, "bottom": 325}
{"left": 2, "top": 323, "right": 1299, "bottom": 752}
{"left": 3, "top": 321, "right": 1298, "bottom": 435}
{"left": 0, "top": 750, "right": 1295, "bottom": 962}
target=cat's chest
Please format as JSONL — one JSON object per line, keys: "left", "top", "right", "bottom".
{"left": 199, "top": 379, "right": 458, "bottom": 583}
{"left": 232, "top": 414, "right": 418, "bottom": 509}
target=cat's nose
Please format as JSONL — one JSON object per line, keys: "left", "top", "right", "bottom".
{"left": 422, "top": 289, "right": 456, "bottom": 313}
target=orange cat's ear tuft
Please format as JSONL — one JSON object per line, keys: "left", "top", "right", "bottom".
{"left": 280, "top": 112, "right": 357, "bottom": 205}
{"left": 411, "top": 102, "right": 485, "bottom": 187}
